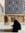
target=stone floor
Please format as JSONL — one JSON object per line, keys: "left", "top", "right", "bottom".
{"left": 0, "top": 22, "right": 25, "bottom": 33}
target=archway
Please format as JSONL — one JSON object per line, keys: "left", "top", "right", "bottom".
{"left": 4, "top": 15, "right": 8, "bottom": 23}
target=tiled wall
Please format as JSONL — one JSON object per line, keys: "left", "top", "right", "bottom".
{"left": 5, "top": 0, "right": 25, "bottom": 14}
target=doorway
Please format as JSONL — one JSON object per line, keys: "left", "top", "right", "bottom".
{"left": 4, "top": 16, "right": 8, "bottom": 23}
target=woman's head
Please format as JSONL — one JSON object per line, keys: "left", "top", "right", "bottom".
{"left": 14, "top": 19, "right": 19, "bottom": 24}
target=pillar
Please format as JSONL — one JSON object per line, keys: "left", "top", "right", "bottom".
{"left": 8, "top": 16, "right": 11, "bottom": 22}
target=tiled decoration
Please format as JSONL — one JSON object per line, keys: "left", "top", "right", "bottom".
{"left": 5, "top": 0, "right": 25, "bottom": 14}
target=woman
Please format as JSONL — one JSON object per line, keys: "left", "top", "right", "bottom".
{"left": 12, "top": 20, "right": 21, "bottom": 32}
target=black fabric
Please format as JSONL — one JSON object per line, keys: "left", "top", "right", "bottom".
{"left": 12, "top": 20, "right": 21, "bottom": 32}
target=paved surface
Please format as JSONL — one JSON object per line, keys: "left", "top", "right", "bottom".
{"left": 0, "top": 22, "right": 25, "bottom": 32}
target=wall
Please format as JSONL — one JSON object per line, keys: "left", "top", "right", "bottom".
{"left": 6, "top": 15, "right": 25, "bottom": 23}
{"left": 0, "top": 15, "right": 4, "bottom": 24}
{"left": 0, "top": 0, "right": 5, "bottom": 15}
